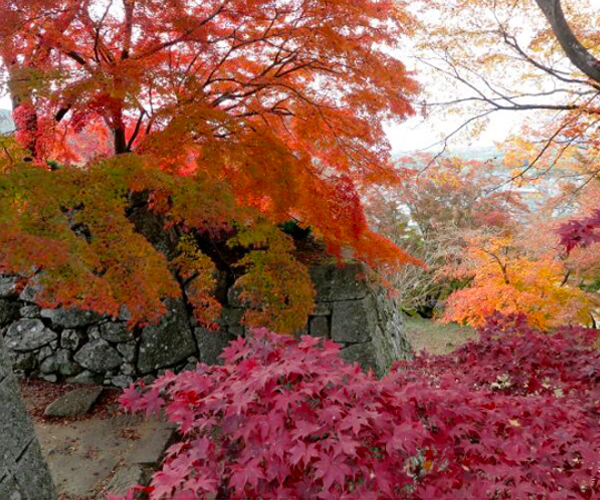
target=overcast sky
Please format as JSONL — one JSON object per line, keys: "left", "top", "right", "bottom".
{"left": 0, "top": 89, "right": 517, "bottom": 155}
{"left": 385, "top": 112, "right": 516, "bottom": 155}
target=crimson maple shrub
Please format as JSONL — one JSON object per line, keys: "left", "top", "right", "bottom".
{"left": 115, "top": 318, "right": 600, "bottom": 499}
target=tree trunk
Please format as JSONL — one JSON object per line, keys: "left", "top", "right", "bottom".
{"left": 534, "top": 0, "right": 600, "bottom": 85}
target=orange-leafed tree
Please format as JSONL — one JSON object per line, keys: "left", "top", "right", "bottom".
{"left": 0, "top": 0, "right": 420, "bottom": 332}
{"left": 440, "top": 233, "right": 596, "bottom": 330}
{"left": 366, "top": 153, "right": 527, "bottom": 317}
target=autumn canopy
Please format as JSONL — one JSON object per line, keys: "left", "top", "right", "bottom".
{"left": 0, "top": 0, "right": 419, "bottom": 330}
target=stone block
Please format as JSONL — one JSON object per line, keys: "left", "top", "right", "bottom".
{"left": 61, "top": 329, "right": 83, "bottom": 350}
{"left": 195, "top": 328, "right": 235, "bottom": 365}
{"left": 74, "top": 339, "right": 122, "bottom": 373}
{"left": 87, "top": 325, "right": 101, "bottom": 340}
{"left": 111, "top": 375, "right": 134, "bottom": 388}
{"left": 116, "top": 341, "right": 137, "bottom": 363}
{"left": 38, "top": 346, "right": 53, "bottom": 361}
{"left": 330, "top": 297, "right": 376, "bottom": 344}
{"left": 309, "top": 316, "right": 329, "bottom": 339}
{"left": 137, "top": 299, "right": 196, "bottom": 374}
{"left": 40, "top": 356, "right": 57, "bottom": 374}
{"left": 99, "top": 322, "right": 135, "bottom": 343}
{"left": 5, "top": 319, "right": 58, "bottom": 352}
{"left": 121, "top": 362, "right": 135, "bottom": 375}
{"left": 44, "top": 387, "right": 103, "bottom": 417}
{"left": 41, "top": 307, "right": 102, "bottom": 329}
{"left": 66, "top": 370, "right": 100, "bottom": 385}
{"left": 309, "top": 263, "right": 369, "bottom": 301}
{"left": 55, "top": 349, "right": 82, "bottom": 376}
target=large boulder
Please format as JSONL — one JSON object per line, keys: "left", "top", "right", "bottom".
{"left": 5, "top": 319, "right": 58, "bottom": 352}
{"left": 0, "top": 331, "right": 57, "bottom": 500}
{"left": 137, "top": 299, "right": 197, "bottom": 374}
{"left": 74, "top": 339, "right": 122, "bottom": 373}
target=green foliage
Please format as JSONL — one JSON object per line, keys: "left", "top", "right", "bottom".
{"left": 228, "top": 222, "right": 315, "bottom": 334}
{"left": 0, "top": 155, "right": 315, "bottom": 329}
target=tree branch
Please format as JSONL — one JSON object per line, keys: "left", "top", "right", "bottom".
{"left": 534, "top": 0, "right": 600, "bottom": 85}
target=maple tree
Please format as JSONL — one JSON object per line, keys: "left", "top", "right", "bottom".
{"left": 0, "top": 0, "right": 420, "bottom": 330}
{"left": 367, "top": 154, "right": 526, "bottom": 317}
{"left": 113, "top": 320, "right": 600, "bottom": 499}
{"left": 394, "top": 0, "right": 600, "bottom": 329}
{"left": 364, "top": 149, "right": 599, "bottom": 329}
{"left": 439, "top": 232, "right": 596, "bottom": 329}
{"left": 410, "top": 0, "right": 600, "bottom": 189}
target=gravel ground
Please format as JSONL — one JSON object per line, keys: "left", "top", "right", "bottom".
{"left": 403, "top": 315, "right": 477, "bottom": 355}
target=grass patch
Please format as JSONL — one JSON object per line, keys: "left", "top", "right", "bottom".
{"left": 403, "top": 315, "right": 477, "bottom": 355}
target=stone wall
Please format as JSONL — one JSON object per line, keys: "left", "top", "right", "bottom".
{"left": 0, "top": 334, "right": 57, "bottom": 500}
{"left": 307, "top": 265, "right": 412, "bottom": 377}
{"left": 0, "top": 263, "right": 412, "bottom": 386}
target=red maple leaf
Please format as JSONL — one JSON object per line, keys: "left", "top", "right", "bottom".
{"left": 314, "top": 453, "right": 353, "bottom": 491}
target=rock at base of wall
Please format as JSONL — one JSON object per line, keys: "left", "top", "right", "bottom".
{"left": 66, "top": 370, "right": 101, "bottom": 385}
{"left": 44, "top": 387, "right": 104, "bottom": 418}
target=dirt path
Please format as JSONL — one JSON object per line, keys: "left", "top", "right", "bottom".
{"left": 20, "top": 380, "right": 174, "bottom": 499}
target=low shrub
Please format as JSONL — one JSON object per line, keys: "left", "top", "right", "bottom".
{"left": 113, "top": 318, "right": 600, "bottom": 499}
